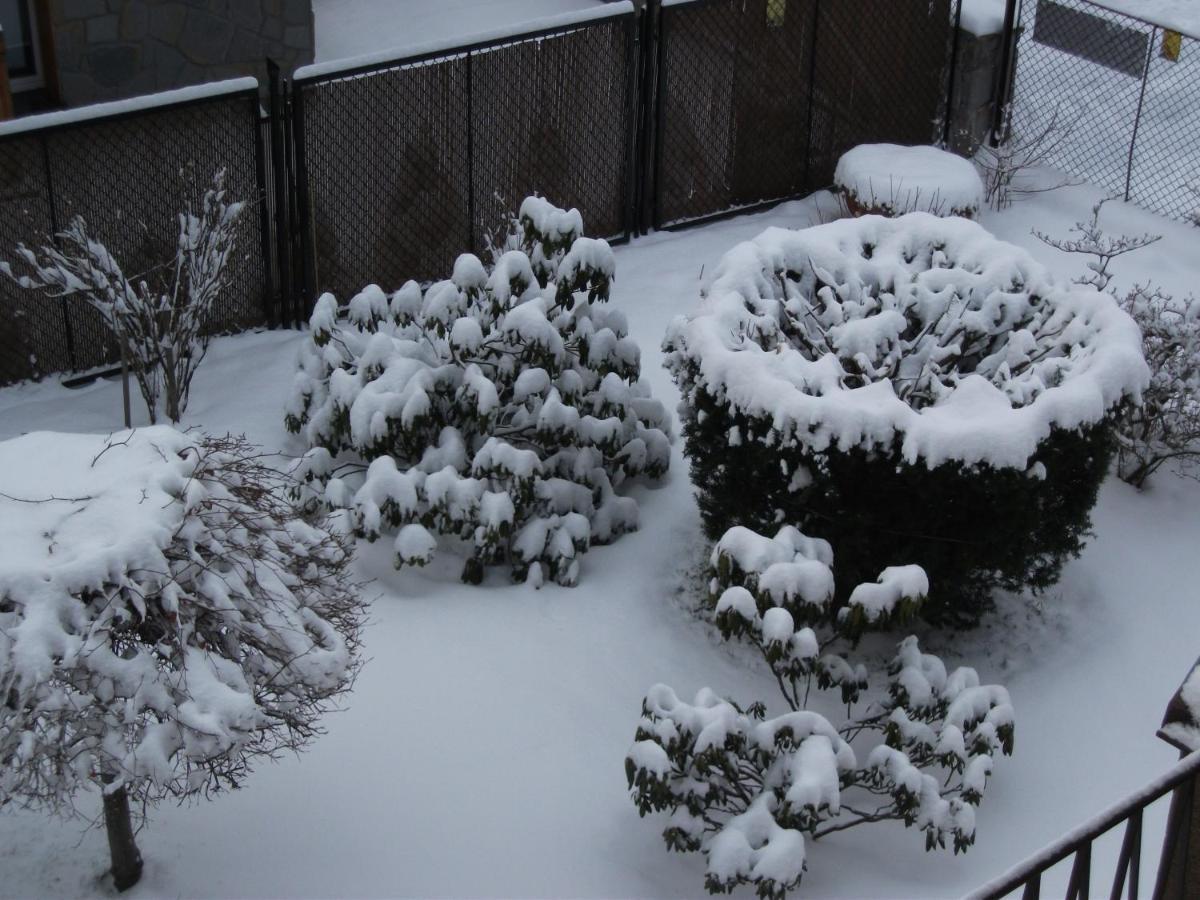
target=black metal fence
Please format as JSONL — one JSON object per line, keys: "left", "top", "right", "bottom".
{"left": 0, "top": 0, "right": 972, "bottom": 386}
{"left": 290, "top": 10, "right": 638, "bottom": 308}
{"left": 0, "top": 84, "right": 268, "bottom": 387}
{"left": 1007, "top": 0, "right": 1200, "bottom": 223}
{"left": 647, "top": 0, "right": 959, "bottom": 229}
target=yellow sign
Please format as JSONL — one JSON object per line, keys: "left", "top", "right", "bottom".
{"left": 1162, "top": 30, "right": 1182, "bottom": 62}
{"left": 767, "top": 0, "right": 786, "bottom": 28}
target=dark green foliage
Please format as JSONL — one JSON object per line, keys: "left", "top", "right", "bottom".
{"left": 679, "top": 370, "right": 1116, "bottom": 626}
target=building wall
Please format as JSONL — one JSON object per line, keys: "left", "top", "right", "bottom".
{"left": 47, "top": 0, "right": 313, "bottom": 106}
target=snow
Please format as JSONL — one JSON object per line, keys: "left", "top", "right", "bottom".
{"left": 0, "top": 78, "right": 258, "bottom": 138}
{"left": 306, "top": 0, "right": 621, "bottom": 76}
{"left": 959, "top": 0, "right": 1009, "bottom": 36}
{"left": 667, "top": 212, "right": 1148, "bottom": 470}
{"left": 834, "top": 144, "right": 985, "bottom": 216}
{"left": 1, "top": 173, "right": 1199, "bottom": 898}
{"left": 0, "top": 428, "right": 191, "bottom": 598}
{"left": 1089, "top": 0, "right": 1200, "bottom": 36}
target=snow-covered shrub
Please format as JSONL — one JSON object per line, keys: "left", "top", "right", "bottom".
{"left": 286, "top": 197, "right": 671, "bottom": 586}
{"left": 834, "top": 144, "right": 984, "bottom": 219}
{"left": 977, "top": 105, "right": 1074, "bottom": 211}
{"left": 0, "top": 171, "right": 244, "bottom": 424}
{"left": 664, "top": 214, "right": 1147, "bottom": 624}
{"left": 0, "top": 428, "right": 363, "bottom": 891}
{"left": 1034, "top": 203, "right": 1200, "bottom": 488}
{"left": 626, "top": 525, "right": 1014, "bottom": 899}
{"left": 1115, "top": 287, "right": 1200, "bottom": 488}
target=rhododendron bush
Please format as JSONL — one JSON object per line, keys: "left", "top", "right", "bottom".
{"left": 626, "top": 524, "right": 1014, "bottom": 898}
{"left": 286, "top": 198, "right": 671, "bottom": 585}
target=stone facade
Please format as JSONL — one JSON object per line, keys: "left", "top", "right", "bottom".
{"left": 47, "top": 0, "right": 313, "bottom": 106}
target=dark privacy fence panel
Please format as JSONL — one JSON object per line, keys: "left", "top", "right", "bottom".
{"left": 1, "top": 1, "right": 976, "bottom": 386}
{"left": 295, "top": 12, "right": 637, "bottom": 305}
{"left": 807, "top": 0, "right": 956, "bottom": 189}
{"left": 651, "top": 0, "right": 956, "bottom": 229}
{"left": 1010, "top": 0, "right": 1200, "bottom": 223}
{"left": 654, "top": 0, "right": 816, "bottom": 228}
{"left": 0, "top": 87, "right": 267, "bottom": 387}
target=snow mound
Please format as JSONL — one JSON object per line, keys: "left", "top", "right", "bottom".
{"left": 0, "top": 427, "right": 194, "bottom": 600}
{"left": 834, "top": 144, "right": 985, "bottom": 218}
{"left": 665, "top": 213, "right": 1148, "bottom": 470}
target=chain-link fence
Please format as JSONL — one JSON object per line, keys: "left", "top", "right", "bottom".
{"left": 1009, "top": 0, "right": 1200, "bottom": 223}
{"left": 293, "top": 10, "right": 638, "bottom": 306}
{"left": 650, "top": 0, "right": 960, "bottom": 229}
{"left": 0, "top": 84, "right": 269, "bottom": 387}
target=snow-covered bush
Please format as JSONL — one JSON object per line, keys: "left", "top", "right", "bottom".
{"left": 626, "top": 525, "right": 1014, "bottom": 899}
{"left": 0, "top": 428, "right": 362, "bottom": 891}
{"left": 664, "top": 214, "right": 1147, "bottom": 624}
{"left": 834, "top": 144, "right": 984, "bottom": 219}
{"left": 977, "top": 105, "right": 1074, "bottom": 211}
{"left": 0, "top": 171, "right": 244, "bottom": 424}
{"left": 286, "top": 197, "right": 671, "bottom": 586}
{"left": 1034, "top": 202, "right": 1200, "bottom": 488}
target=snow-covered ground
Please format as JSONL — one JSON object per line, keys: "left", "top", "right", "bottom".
{"left": 312, "top": 0, "right": 605, "bottom": 63}
{"left": 1, "top": 177, "right": 1198, "bottom": 898}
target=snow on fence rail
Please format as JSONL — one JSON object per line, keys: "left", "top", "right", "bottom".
{"left": 965, "top": 749, "right": 1200, "bottom": 899}
{"left": 0, "top": 78, "right": 269, "bottom": 388}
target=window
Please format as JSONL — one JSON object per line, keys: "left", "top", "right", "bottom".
{"left": 0, "top": 0, "right": 44, "bottom": 91}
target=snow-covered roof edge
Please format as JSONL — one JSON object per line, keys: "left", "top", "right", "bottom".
{"left": 295, "top": 1, "right": 636, "bottom": 83}
{"left": 1072, "top": 0, "right": 1200, "bottom": 39}
{"left": 0, "top": 77, "right": 259, "bottom": 139}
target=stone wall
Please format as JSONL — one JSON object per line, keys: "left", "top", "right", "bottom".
{"left": 48, "top": 0, "right": 314, "bottom": 107}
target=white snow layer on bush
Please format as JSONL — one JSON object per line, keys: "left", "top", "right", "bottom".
{"left": 834, "top": 144, "right": 985, "bottom": 216}
{"left": 665, "top": 214, "right": 1148, "bottom": 469}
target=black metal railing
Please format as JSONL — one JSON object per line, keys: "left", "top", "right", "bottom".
{"left": 968, "top": 749, "right": 1200, "bottom": 900}
{"left": 1005, "top": 0, "right": 1200, "bottom": 223}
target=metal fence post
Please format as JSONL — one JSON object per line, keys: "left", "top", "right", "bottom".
{"left": 291, "top": 82, "right": 317, "bottom": 317}
{"left": 466, "top": 51, "right": 476, "bottom": 256}
{"left": 942, "top": 0, "right": 965, "bottom": 147}
{"left": 252, "top": 93, "right": 277, "bottom": 328}
{"left": 1124, "top": 31, "right": 1156, "bottom": 203}
{"left": 39, "top": 133, "right": 78, "bottom": 372}
{"left": 990, "top": 0, "right": 1020, "bottom": 146}
{"left": 267, "top": 59, "right": 295, "bottom": 328}
{"left": 802, "top": 0, "right": 822, "bottom": 193}
{"left": 621, "top": 7, "right": 641, "bottom": 239}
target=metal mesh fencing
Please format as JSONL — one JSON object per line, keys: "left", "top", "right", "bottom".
{"left": 651, "top": 0, "right": 958, "bottom": 229}
{"left": 0, "top": 88, "right": 268, "bottom": 387}
{"left": 1010, "top": 0, "right": 1200, "bottom": 223}
{"left": 808, "top": 0, "right": 957, "bottom": 189}
{"left": 653, "top": 0, "right": 816, "bottom": 228}
{"left": 294, "top": 11, "right": 637, "bottom": 306}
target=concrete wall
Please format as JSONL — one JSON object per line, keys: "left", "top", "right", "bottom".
{"left": 48, "top": 0, "right": 313, "bottom": 107}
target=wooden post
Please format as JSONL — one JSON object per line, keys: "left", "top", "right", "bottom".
{"left": 0, "top": 27, "right": 15, "bottom": 121}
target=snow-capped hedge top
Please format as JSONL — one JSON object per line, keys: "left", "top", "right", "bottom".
{"left": 0, "top": 428, "right": 193, "bottom": 604}
{"left": 665, "top": 214, "right": 1149, "bottom": 469}
{"left": 834, "top": 144, "right": 984, "bottom": 218}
